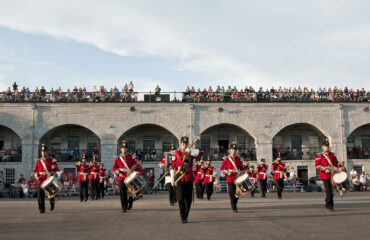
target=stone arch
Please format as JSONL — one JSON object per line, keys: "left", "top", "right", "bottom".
{"left": 0, "top": 125, "right": 23, "bottom": 162}
{"left": 272, "top": 123, "right": 329, "bottom": 160}
{"left": 39, "top": 124, "right": 101, "bottom": 162}
{"left": 347, "top": 123, "right": 370, "bottom": 159}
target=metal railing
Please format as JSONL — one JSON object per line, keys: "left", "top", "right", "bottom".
{"left": 48, "top": 149, "right": 100, "bottom": 162}
{"left": 347, "top": 147, "right": 370, "bottom": 159}
{"left": 1, "top": 91, "right": 369, "bottom": 103}
{"left": 0, "top": 149, "right": 22, "bottom": 162}
{"left": 273, "top": 147, "right": 323, "bottom": 160}
{"left": 203, "top": 148, "right": 257, "bottom": 161}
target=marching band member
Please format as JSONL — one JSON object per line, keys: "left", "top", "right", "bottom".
{"left": 33, "top": 144, "right": 59, "bottom": 214}
{"left": 172, "top": 135, "right": 203, "bottom": 223}
{"left": 89, "top": 158, "right": 100, "bottom": 200}
{"left": 112, "top": 140, "right": 137, "bottom": 212}
{"left": 194, "top": 158, "right": 206, "bottom": 199}
{"left": 159, "top": 144, "right": 177, "bottom": 205}
{"left": 248, "top": 166, "right": 257, "bottom": 198}
{"left": 220, "top": 142, "right": 244, "bottom": 213}
{"left": 98, "top": 163, "right": 106, "bottom": 199}
{"left": 315, "top": 139, "right": 339, "bottom": 211}
{"left": 272, "top": 154, "right": 285, "bottom": 199}
{"left": 203, "top": 157, "right": 216, "bottom": 200}
{"left": 76, "top": 155, "right": 90, "bottom": 202}
{"left": 257, "top": 158, "right": 268, "bottom": 198}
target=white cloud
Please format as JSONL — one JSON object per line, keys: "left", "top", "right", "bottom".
{"left": 0, "top": 0, "right": 369, "bottom": 89}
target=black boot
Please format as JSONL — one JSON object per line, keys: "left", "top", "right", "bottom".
{"left": 50, "top": 199, "right": 55, "bottom": 211}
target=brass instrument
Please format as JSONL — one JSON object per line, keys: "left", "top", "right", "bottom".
{"left": 173, "top": 137, "right": 200, "bottom": 187}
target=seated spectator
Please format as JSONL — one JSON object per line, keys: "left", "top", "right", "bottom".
{"left": 350, "top": 168, "right": 358, "bottom": 181}
{"left": 360, "top": 172, "right": 367, "bottom": 191}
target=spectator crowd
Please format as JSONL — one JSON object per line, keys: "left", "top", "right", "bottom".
{"left": 1, "top": 82, "right": 369, "bottom": 103}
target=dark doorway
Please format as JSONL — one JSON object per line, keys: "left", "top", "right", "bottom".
{"left": 297, "top": 166, "right": 308, "bottom": 185}
{"left": 143, "top": 138, "right": 155, "bottom": 150}
{"left": 218, "top": 140, "right": 229, "bottom": 155}
{"left": 0, "top": 140, "right": 4, "bottom": 150}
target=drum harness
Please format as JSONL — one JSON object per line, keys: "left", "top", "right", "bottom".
{"left": 322, "top": 153, "right": 345, "bottom": 195}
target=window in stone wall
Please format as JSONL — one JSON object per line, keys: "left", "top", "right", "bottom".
{"left": 162, "top": 136, "right": 172, "bottom": 152}
{"left": 308, "top": 136, "right": 319, "bottom": 148}
{"left": 362, "top": 137, "right": 370, "bottom": 148}
{"left": 273, "top": 136, "right": 283, "bottom": 148}
{"left": 201, "top": 136, "right": 211, "bottom": 155}
{"left": 5, "top": 168, "right": 15, "bottom": 184}
{"left": 237, "top": 136, "right": 245, "bottom": 149}
{"left": 354, "top": 165, "right": 363, "bottom": 174}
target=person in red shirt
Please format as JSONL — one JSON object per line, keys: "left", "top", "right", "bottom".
{"left": 315, "top": 139, "right": 339, "bottom": 211}
{"left": 193, "top": 159, "right": 206, "bottom": 199}
{"left": 257, "top": 159, "right": 268, "bottom": 198}
{"left": 272, "top": 154, "right": 286, "bottom": 199}
{"left": 172, "top": 136, "right": 203, "bottom": 223}
{"left": 220, "top": 142, "right": 244, "bottom": 213}
{"left": 148, "top": 170, "right": 155, "bottom": 193}
{"left": 203, "top": 158, "right": 216, "bottom": 200}
{"left": 248, "top": 166, "right": 257, "bottom": 198}
{"left": 33, "top": 144, "right": 59, "bottom": 214}
{"left": 159, "top": 145, "right": 177, "bottom": 205}
{"left": 89, "top": 158, "right": 100, "bottom": 200}
{"left": 75, "top": 156, "right": 90, "bottom": 202}
{"left": 112, "top": 140, "right": 137, "bottom": 212}
{"left": 98, "top": 163, "right": 106, "bottom": 199}
{"left": 17, "top": 174, "right": 26, "bottom": 184}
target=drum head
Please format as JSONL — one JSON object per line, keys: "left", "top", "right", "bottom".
{"left": 124, "top": 172, "right": 138, "bottom": 183}
{"left": 41, "top": 176, "right": 53, "bottom": 188}
{"left": 332, "top": 171, "right": 348, "bottom": 184}
{"left": 235, "top": 174, "right": 248, "bottom": 184}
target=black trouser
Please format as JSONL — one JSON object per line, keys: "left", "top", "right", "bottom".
{"left": 37, "top": 185, "right": 54, "bottom": 211}
{"left": 258, "top": 179, "right": 267, "bottom": 197}
{"left": 250, "top": 187, "right": 256, "bottom": 197}
{"left": 227, "top": 182, "right": 239, "bottom": 211}
{"left": 89, "top": 180, "right": 99, "bottom": 200}
{"left": 275, "top": 179, "right": 284, "bottom": 198}
{"left": 323, "top": 179, "right": 334, "bottom": 209}
{"left": 195, "top": 182, "right": 204, "bottom": 199}
{"left": 176, "top": 181, "right": 193, "bottom": 221}
{"left": 166, "top": 183, "right": 176, "bottom": 204}
{"left": 205, "top": 183, "right": 214, "bottom": 200}
{"left": 98, "top": 182, "right": 104, "bottom": 199}
{"left": 79, "top": 181, "right": 89, "bottom": 201}
{"left": 118, "top": 180, "right": 133, "bottom": 211}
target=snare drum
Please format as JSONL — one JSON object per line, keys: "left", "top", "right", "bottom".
{"left": 332, "top": 171, "right": 348, "bottom": 184}
{"left": 234, "top": 174, "right": 255, "bottom": 195}
{"left": 124, "top": 172, "right": 146, "bottom": 197}
{"left": 41, "top": 176, "right": 62, "bottom": 198}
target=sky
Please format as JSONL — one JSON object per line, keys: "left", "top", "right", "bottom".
{"left": 0, "top": 0, "right": 369, "bottom": 92}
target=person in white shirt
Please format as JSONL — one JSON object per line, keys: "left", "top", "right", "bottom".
{"left": 350, "top": 168, "right": 358, "bottom": 181}
{"left": 360, "top": 172, "right": 367, "bottom": 191}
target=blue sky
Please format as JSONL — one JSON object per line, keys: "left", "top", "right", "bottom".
{"left": 0, "top": 0, "right": 369, "bottom": 92}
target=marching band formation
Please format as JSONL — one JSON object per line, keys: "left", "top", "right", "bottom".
{"left": 33, "top": 136, "right": 345, "bottom": 222}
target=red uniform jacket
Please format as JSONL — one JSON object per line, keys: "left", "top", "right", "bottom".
{"left": 148, "top": 173, "right": 155, "bottom": 183}
{"left": 160, "top": 152, "right": 176, "bottom": 175}
{"left": 194, "top": 164, "right": 206, "bottom": 183}
{"left": 272, "top": 161, "right": 286, "bottom": 180}
{"left": 135, "top": 163, "right": 145, "bottom": 177}
{"left": 172, "top": 149, "right": 203, "bottom": 182}
{"left": 257, "top": 164, "right": 268, "bottom": 180}
{"left": 248, "top": 171, "right": 257, "bottom": 185}
{"left": 112, "top": 154, "right": 136, "bottom": 181}
{"left": 98, "top": 168, "right": 106, "bottom": 184}
{"left": 18, "top": 177, "right": 26, "bottom": 184}
{"left": 220, "top": 156, "right": 244, "bottom": 183}
{"left": 89, "top": 165, "right": 100, "bottom": 181}
{"left": 203, "top": 166, "right": 216, "bottom": 183}
{"left": 33, "top": 157, "right": 59, "bottom": 185}
{"left": 76, "top": 164, "right": 90, "bottom": 182}
{"left": 315, "top": 152, "right": 339, "bottom": 180}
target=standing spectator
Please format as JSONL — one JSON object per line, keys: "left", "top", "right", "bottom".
{"left": 148, "top": 170, "right": 155, "bottom": 193}
{"left": 93, "top": 147, "right": 99, "bottom": 160}
{"left": 145, "top": 146, "right": 151, "bottom": 161}
{"left": 135, "top": 148, "right": 143, "bottom": 161}
{"left": 155, "top": 84, "right": 161, "bottom": 95}
{"left": 128, "top": 81, "right": 134, "bottom": 93}
{"left": 12, "top": 82, "right": 18, "bottom": 92}
{"left": 0, "top": 170, "right": 4, "bottom": 197}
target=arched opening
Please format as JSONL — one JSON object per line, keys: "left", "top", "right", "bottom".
{"left": 118, "top": 124, "right": 179, "bottom": 162}
{"left": 0, "top": 125, "right": 22, "bottom": 162}
{"left": 39, "top": 124, "right": 101, "bottom": 162}
{"left": 272, "top": 123, "right": 327, "bottom": 160}
{"left": 200, "top": 124, "right": 256, "bottom": 161}
{"left": 347, "top": 123, "right": 370, "bottom": 159}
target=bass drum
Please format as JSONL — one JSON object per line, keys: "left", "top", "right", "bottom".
{"left": 41, "top": 176, "right": 62, "bottom": 199}
{"left": 124, "top": 172, "right": 146, "bottom": 198}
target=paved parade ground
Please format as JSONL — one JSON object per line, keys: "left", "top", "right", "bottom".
{"left": 1, "top": 192, "right": 370, "bottom": 240}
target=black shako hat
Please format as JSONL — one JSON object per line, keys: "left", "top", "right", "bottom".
{"left": 230, "top": 142, "right": 237, "bottom": 149}
{"left": 121, "top": 140, "right": 127, "bottom": 148}
{"left": 322, "top": 138, "right": 330, "bottom": 147}
{"left": 181, "top": 136, "right": 189, "bottom": 144}
{"left": 41, "top": 144, "right": 48, "bottom": 152}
